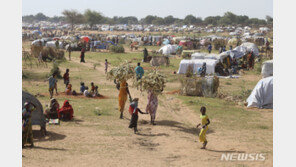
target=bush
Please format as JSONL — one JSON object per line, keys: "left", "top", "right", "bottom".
{"left": 49, "top": 61, "right": 62, "bottom": 78}
{"left": 213, "top": 39, "right": 227, "bottom": 50}
{"left": 118, "top": 38, "right": 126, "bottom": 44}
{"left": 109, "top": 45, "right": 125, "bottom": 53}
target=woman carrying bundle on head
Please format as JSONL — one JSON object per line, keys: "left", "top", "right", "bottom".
{"left": 146, "top": 89, "right": 159, "bottom": 125}
{"left": 118, "top": 80, "right": 131, "bottom": 119}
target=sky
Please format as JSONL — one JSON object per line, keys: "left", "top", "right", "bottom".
{"left": 22, "top": 0, "right": 273, "bottom": 19}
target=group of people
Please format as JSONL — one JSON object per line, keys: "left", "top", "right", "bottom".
{"left": 43, "top": 98, "right": 74, "bottom": 121}
{"left": 114, "top": 62, "right": 161, "bottom": 134}
{"left": 81, "top": 82, "right": 100, "bottom": 98}
{"left": 22, "top": 98, "right": 74, "bottom": 147}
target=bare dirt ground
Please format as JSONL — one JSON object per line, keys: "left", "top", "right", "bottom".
{"left": 22, "top": 53, "right": 272, "bottom": 167}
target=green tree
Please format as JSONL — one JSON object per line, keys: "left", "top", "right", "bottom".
{"left": 183, "top": 14, "right": 198, "bottom": 25}
{"left": 84, "top": 9, "right": 103, "bottom": 28}
{"left": 62, "top": 9, "right": 84, "bottom": 30}
{"left": 164, "top": 15, "right": 176, "bottom": 25}
{"left": 204, "top": 16, "right": 221, "bottom": 26}
{"left": 152, "top": 17, "right": 164, "bottom": 25}
{"left": 35, "top": 13, "right": 48, "bottom": 21}
{"left": 142, "top": 15, "right": 158, "bottom": 24}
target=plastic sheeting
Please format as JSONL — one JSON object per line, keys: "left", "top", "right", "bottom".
{"left": 220, "top": 50, "right": 245, "bottom": 59}
{"left": 191, "top": 53, "right": 226, "bottom": 62}
{"left": 234, "top": 42, "right": 259, "bottom": 56}
{"left": 178, "top": 59, "right": 219, "bottom": 74}
{"left": 261, "top": 60, "right": 273, "bottom": 78}
{"left": 246, "top": 76, "right": 273, "bottom": 109}
{"left": 158, "top": 44, "right": 178, "bottom": 55}
{"left": 45, "top": 41, "right": 63, "bottom": 49}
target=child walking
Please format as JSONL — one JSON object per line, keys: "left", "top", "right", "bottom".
{"left": 128, "top": 98, "right": 148, "bottom": 134}
{"left": 196, "top": 106, "right": 210, "bottom": 149}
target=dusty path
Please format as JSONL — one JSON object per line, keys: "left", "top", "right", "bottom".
{"left": 23, "top": 58, "right": 272, "bottom": 167}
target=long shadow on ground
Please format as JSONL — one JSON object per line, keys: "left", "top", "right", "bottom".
{"left": 23, "top": 146, "right": 67, "bottom": 151}
{"left": 156, "top": 120, "right": 214, "bottom": 136}
{"left": 33, "top": 130, "right": 66, "bottom": 142}
{"left": 206, "top": 149, "right": 245, "bottom": 153}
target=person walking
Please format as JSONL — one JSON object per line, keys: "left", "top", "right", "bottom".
{"left": 80, "top": 47, "right": 86, "bottom": 63}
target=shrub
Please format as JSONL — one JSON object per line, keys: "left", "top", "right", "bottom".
{"left": 213, "top": 39, "right": 227, "bottom": 50}
{"left": 110, "top": 45, "right": 125, "bottom": 53}
{"left": 49, "top": 61, "right": 62, "bottom": 78}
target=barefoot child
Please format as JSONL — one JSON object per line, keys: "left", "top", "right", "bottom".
{"left": 196, "top": 106, "right": 210, "bottom": 149}
{"left": 128, "top": 98, "right": 148, "bottom": 134}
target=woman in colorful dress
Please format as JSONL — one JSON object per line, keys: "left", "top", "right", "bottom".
{"left": 118, "top": 80, "right": 131, "bottom": 119}
{"left": 146, "top": 90, "right": 158, "bottom": 125}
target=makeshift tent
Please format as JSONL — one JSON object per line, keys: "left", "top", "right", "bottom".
{"left": 234, "top": 42, "right": 259, "bottom": 56}
{"left": 163, "top": 39, "right": 170, "bottom": 45}
{"left": 178, "top": 59, "right": 219, "bottom": 74}
{"left": 80, "top": 36, "right": 91, "bottom": 43}
{"left": 32, "top": 30, "right": 42, "bottom": 35}
{"left": 22, "top": 91, "right": 46, "bottom": 130}
{"left": 246, "top": 76, "right": 273, "bottom": 109}
{"left": 191, "top": 52, "right": 206, "bottom": 59}
{"left": 191, "top": 53, "right": 226, "bottom": 62}
{"left": 228, "top": 38, "right": 239, "bottom": 46}
{"left": 32, "top": 39, "right": 44, "bottom": 46}
{"left": 219, "top": 50, "right": 245, "bottom": 60}
{"left": 261, "top": 60, "right": 273, "bottom": 78}
{"left": 45, "top": 41, "right": 63, "bottom": 49}
{"left": 158, "top": 44, "right": 178, "bottom": 55}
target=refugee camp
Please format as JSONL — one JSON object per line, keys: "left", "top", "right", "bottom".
{"left": 21, "top": 1, "right": 273, "bottom": 166}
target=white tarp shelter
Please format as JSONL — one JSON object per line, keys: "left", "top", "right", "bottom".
{"left": 234, "top": 42, "right": 259, "bottom": 56}
{"left": 191, "top": 53, "right": 225, "bottom": 62}
{"left": 246, "top": 76, "right": 273, "bottom": 109}
{"left": 261, "top": 60, "right": 273, "bottom": 78}
{"left": 158, "top": 44, "right": 178, "bottom": 55}
{"left": 178, "top": 59, "right": 219, "bottom": 74}
{"left": 45, "top": 41, "right": 63, "bottom": 49}
{"left": 220, "top": 50, "right": 245, "bottom": 59}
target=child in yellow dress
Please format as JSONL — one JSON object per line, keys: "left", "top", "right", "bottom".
{"left": 196, "top": 106, "right": 210, "bottom": 149}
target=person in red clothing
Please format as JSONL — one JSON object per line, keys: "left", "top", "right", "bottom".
{"left": 128, "top": 98, "right": 148, "bottom": 134}
{"left": 58, "top": 100, "right": 74, "bottom": 121}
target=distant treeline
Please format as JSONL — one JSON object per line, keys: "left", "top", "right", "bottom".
{"left": 23, "top": 9, "right": 273, "bottom": 27}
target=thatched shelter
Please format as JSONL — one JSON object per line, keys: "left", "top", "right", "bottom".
{"left": 180, "top": 76, "right": 219, "bottom": 97}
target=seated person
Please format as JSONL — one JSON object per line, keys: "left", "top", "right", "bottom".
{"left": 44, "top": 98, "right": 59, "bottom": 119}
{"left": 83, "top": 87, "right": 91, "bottom": 97}
{"left": 80, "top": 82, "right": 86, "bottom": 94}
{"left": 200, "top": 63, "right": 207, "bottom": 77}
{"left": 66, "top": 83, "right": 72, "bottom": 95}
{"left": 58, "top": 100, "right": 74, "bottom": 121}
{"left": 90, "top": 82, "right": 95, "bottom": 94}
{"left": 92, "top": 86, "right": 99, "bottom": 97}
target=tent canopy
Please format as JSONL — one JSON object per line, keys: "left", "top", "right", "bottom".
{"left": 234, "top": 42, "right": 259, "bottom": 56}
{"left": 158, "top": 44, "right": 178, "bottom": 55}
{"left": 178, "top": 59, "right": 219, "bottom": 74}
{"left": 22, "top": 91, "right": 46, "bottom": 128}
{"left": 261, "top": 60, "right": 273, "bottom": 78}
{"left": 246, "top": 76, "right": 273, "bottom": 109}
